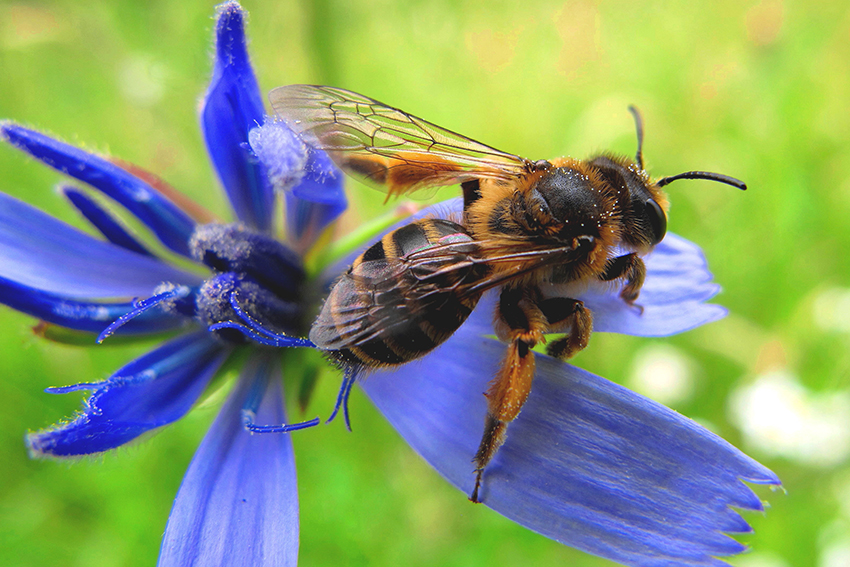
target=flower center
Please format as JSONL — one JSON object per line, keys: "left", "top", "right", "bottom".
{"left": 190, "top": 223, "right": 308, "bottom": 344}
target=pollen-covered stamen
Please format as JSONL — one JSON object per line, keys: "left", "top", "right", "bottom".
{"left": 326, "top": 366, "right": 358, "bottom": 432}
{"left": 210, "top": 321, "right": 312, "bottom": 347}
{"left": 248, "top": 119, "right": 347, "bottom": 253}
{"left": 190, "top": 223, "right": 305, "bottom": 300}
{"left": 97, "top": 285, "right": 193, "bottom": 344}
{"left": 242, "top": 412, "right": 321, "bottom": 433}
{"left": 248, "top": 120, "right": 308, "bottom": 192}
{"left": 208, "top": 290, "right": 314, "bottom": 347}
{"left": 240, "top": 358, "right": 320, "bottom": 433}
{"left": 197, "top": 272, "right": 305, "bottom": 345}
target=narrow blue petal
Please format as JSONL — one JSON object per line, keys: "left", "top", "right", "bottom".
{"left": 27, "top": 332, "right": 228, "bottom": 457}
{"left": 61, "top": 186, "right": 153, "bottom": 256}
{"left": 1, "top": 123, "right": 197, "bottom": 256}
{"left": 0, "top": 276, "right": 187, "bottom": 335}
{"left": 159, "top": 354, "right": 299, "bottom": 567}
{"left": 0, "top": 191, "right": 202, "bottom": 298}
{"left": 201, "top": 2, "right": 272, "bottom": 231}
{"left": 361, "top": 327, "right": 779, "bottom": 566}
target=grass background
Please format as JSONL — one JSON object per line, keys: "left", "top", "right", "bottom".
{"left": 1, "top": 0, "right": 849, "bottom": 565}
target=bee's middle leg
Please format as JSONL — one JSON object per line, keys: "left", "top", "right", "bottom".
{"left": 539, "top": 297, "right": 593, "bottom": 360}
{"left": 470, "top": 287, "right": 545, "bottom": 503}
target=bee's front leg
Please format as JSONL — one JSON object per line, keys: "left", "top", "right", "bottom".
{"left": 599, "top": 252, "right": 646, "bottom": 306}
{"left": 471, "top": 286, "right": 545, "bottom": 503}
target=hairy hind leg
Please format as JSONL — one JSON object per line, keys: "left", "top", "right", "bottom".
{"left": 471, "top": 287, "right": 545, "bottom": 503}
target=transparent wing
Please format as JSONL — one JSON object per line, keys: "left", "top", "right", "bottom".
{"left": 269, "top": 85, "right": 530, "bottom": 197}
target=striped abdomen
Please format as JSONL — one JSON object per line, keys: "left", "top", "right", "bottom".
{"left": 310, "top": 218, "right": 488, "bottom": 369}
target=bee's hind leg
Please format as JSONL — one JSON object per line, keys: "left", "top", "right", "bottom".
{"left": 470, "top": 287, "right": 545, "bottom": 503}
{"left": 471, "top": 337, "right": 536, "bottom": 502}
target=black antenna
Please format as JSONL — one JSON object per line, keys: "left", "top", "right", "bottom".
{"left": 656, "top": 171, "right": 747, "bottom": 190}
{"left": 628, "top": 105, "right": 644, "bottom": 169}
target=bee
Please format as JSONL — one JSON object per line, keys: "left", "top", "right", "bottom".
{"left": 270, "top": 85, "right": 746, "bottom": 503}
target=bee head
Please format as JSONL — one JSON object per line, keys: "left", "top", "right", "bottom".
{"left": 586, "top": 154, "right": 669, "bottom": 249}
{"left": 588, "top": 106, "right": 746, "bottom": 250}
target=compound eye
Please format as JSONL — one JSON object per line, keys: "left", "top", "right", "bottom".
{"left": 645, "top": 199, "right": 667, "bottom": 245}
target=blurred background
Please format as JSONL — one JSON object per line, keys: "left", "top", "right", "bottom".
{"left": 1, "top": 0, "right": 848, "bottom": 565}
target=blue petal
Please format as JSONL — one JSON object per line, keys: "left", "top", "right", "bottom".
{"left": 0, "top": 191, "right": 202, "bottom": 298}
{"left": 361, "top": 328, "right": 779, "bottom": 566}
{"left": 159, "top": 354, "right": 298, "bottom": 567}
{"left": 201, "top": 2, "right": 272, "bottom": 231}
{"left": 1, "top": 123, "right": 197, "bottom": 256}
{"left": 61, "top": 186, "right": 153, "bottom": 256}
{"left": 0, "top": 276, "right": 187, "bottom": 335}
{"left": 27, "top": 332, "right": 228, "bottom": 457}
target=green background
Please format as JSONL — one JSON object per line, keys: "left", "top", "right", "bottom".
{"left": 1, "top": 0, "right": 848, "bottom": 566}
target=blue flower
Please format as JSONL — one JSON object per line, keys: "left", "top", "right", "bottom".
{"left": 2, "top": 3, "right": 341, "bottom": 564}
{"left": 0, "top": 2, "right": 779, "bottom": 566}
